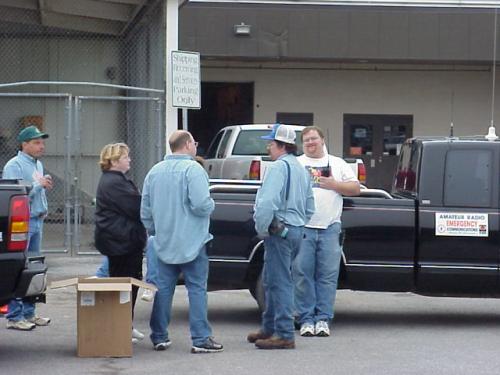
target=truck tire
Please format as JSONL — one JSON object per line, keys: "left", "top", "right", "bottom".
{"left": 253, "top": 272, "right": 266, "bottom": 312}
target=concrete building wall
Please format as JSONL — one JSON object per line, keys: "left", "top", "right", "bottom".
{"left": 180, "top": 5, "right": 500, "bottom": 63}
{"left": 202, "top": 63, "right": 498, "bottom": 155}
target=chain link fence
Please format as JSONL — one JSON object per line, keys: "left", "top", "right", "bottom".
{"left": 0, "top": 1, "right": 166, "bottom": 254}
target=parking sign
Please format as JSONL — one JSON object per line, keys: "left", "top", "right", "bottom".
{"left": 171, "top": 50, "right": 200, "bottom": 109}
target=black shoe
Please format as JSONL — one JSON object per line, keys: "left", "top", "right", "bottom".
{"left": 153, "top": 340, "right": 172, "bottom": 351}
{"left": 191, "top": 337, "right": 224, "bottom": 353}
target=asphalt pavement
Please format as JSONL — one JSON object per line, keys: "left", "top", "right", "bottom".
{"left": 1, "top": 254, "right": 500, "bottom": 375}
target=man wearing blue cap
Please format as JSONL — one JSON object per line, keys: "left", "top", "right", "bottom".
{"left": 3, "top": 125, "right": 52, "bottom": 331}
{"left": 247, "top": 124, "right": 315, "bottom": 349}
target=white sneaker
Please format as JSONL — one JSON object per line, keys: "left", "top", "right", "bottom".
{"left": 6, "top": 319, "right": 36, "bottom": 331}
{"left": 314, "top": 320, "right": 330, "bottom": 337}
{"left": 141, "top": 289, "right": 154, "bottom": 302}
{"left": 299, "top": 323, "right": 315, "bottom": 337}
{"left": 27, "top": 315, "right": 51, "bottom": 326}
{"left": 132, "top": 328, "right": 145, "bottom": 340}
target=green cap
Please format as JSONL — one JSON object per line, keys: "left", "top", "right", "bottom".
{"left": 17, "top": 125, "right": 49, "bottom": 143}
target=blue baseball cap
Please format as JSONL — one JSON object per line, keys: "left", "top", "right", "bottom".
{"left": 261, "top": 124, "right": 296, "bottom": 145}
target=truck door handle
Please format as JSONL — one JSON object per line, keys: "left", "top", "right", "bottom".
{"left": 208, "top": 165, "right": 212, "bottom": 171}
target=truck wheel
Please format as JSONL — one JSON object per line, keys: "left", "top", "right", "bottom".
{"left": 252, "top": 271, "right": 266, "bottom": 312}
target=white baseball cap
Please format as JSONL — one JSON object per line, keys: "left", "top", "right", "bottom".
{"left": 261, "top": 124, "right": 296, "bottom": 145}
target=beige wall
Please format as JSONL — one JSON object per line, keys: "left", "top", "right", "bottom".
{"left": 202, "top": 63, "right": 499, "bottom": 156}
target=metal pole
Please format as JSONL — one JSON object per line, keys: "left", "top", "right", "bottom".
{"left": 491, "top": 8, "right": 498, "bottom": 129}
{"left": 182, "top": 108, "right": 188, "bottom": 130}
{"left": 165, "top": 0, "right": 180, "bottom": 153}
{"left": 0, "top": 93, "right": 70, "bottom": 98}
{"left": 0, "top": 81, "right": 163, "bottom": 94}
{"left": 156, "top": 99, "right": 164, "bottom": 161}
{"left": 77, "top": 96, "right": 160, "bottom": 101}
{"left": 74, "top": 97, "right": 81, "bottom": 255}
{"left": 64, "top": 95, "right": 73, "bottom": 254}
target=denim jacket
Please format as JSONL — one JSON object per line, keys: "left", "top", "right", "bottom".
{"left": 254, "top": 153, "right": 315, "bottom": 237}
{"left": 3, "top": 151, "right": 48, "bottom": 218}
{"left": 141, "top": 154, "right": 214, "bottom": 264}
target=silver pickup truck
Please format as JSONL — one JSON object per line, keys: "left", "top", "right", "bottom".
{"left": 204, "top": 124, "right": 366, "bottom": 183}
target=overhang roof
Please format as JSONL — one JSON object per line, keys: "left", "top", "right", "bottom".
{"left": 0, "top": 0, "right": 154, "bottom": 36}
{"left": 1, "top": 0, "right": 499, "bottom": 38}
{"left": 189, "top": 0, "right": 500, "bottom": 8}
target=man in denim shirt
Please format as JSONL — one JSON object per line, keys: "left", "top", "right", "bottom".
{"left": 3, "top": 125, "right": 53, "bottom": 331}
{"left": 247, "top": 124, "right": 315, "bottom": 349}
{"left": 141, "top": 130, "right": 223, "bottom": 354}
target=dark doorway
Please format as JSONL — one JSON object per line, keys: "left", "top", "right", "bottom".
{"left": 188, "top": 82, "right": 254, "bottom": 155}
{"left": 343, "top": 114, "right": 413, "bottom": 190}
{"left": 276, "top": 112, "right": 314, "bottom": 126}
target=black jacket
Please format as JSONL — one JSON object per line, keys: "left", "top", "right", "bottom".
{"left": 94, "top": 170, "right": 147, "bottom": 257}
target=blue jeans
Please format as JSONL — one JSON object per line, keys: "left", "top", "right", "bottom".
{"left": 149, "top": 246, "right": 212, "bottom": 346}
{"left": 261, "top": 226, "right": 304, "bottom": 341}
{"left": 96, "top": 236, "right": 157, "bottom": 284}
{"left": 293, "top": 223, "right": 342, "bottom": 325}
{"left": 7, "top": 217, "right": 43, "bottom": 321}
{"left": 145, "top": 236, "right": 157, "bottom": 285}
{"left": 95, "top": 257, "right": 109, "bottom": 278}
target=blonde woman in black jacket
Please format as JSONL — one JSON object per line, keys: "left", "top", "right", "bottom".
{"left": 94, "top": 143, "right": 147, "bottom": 342}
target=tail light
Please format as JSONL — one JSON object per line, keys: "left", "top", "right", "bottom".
{"left": 249, "top": 160, "right": 261, "bottom": 180}
{"left": 0, "top": 305, "right": 8, "bottom": 315}
{"left": 358, "top": 163, "right": 366, "bottom": 185}
{"left": 7, "top": 195, "right": 30, "bottom": 252}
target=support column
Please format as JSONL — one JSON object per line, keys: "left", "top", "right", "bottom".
{"left": 165, "top": 0, "right": 179, "bottom": 154}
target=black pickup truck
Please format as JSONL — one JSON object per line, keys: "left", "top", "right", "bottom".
{"left": 207, "top": 136, "right": 500, "bottom": 309}
{"left": 0, "top": 180, "right": 47, "bottom": 307}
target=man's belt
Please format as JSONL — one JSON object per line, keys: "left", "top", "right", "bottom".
{"left": 31, "top": 213, "right": 47, "bottom": 219}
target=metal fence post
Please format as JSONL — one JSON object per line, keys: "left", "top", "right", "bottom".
{"left": 73, "top": 97, "right": 82, "bottom": 255}
{"left": 64, "top": 94, "right": 73, "bottom": 255}
{"left": 156, "top": 99, "right": 164, "bottom": 162}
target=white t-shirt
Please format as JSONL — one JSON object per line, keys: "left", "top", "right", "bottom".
{"left": 298, "top": 154, "right": 358, "bottom": 229}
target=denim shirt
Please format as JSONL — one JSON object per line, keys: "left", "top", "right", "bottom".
{"left": 254, "top": 153, "right": 315, "bottom": 236}
{"left": 3, "top": 151, "right": 48, "bottom": 218}
{"left": 141, "top": 154, "right": 215, "bottom": 264}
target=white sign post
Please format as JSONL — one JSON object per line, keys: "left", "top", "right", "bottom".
{"left": 171, "top": 50, "right": 201, "bottom": 131}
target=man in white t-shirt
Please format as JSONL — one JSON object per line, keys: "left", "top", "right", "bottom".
{"left": 294, "top": 126, "right": 360, "bottom": 337}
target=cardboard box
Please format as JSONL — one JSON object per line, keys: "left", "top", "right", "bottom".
{"left": 51, "top": 277, "right": 157, "bottom": 358}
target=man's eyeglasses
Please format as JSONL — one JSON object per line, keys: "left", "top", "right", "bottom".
{"left": 189, "top": 140, "right": 199, "bottom": 147}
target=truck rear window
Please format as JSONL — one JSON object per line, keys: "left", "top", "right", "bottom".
{"left": 232, "top": 130, "right": 303, "bottom": 156}
{"left": 393, "top": 142, "right": 420, "bottom": 195}
{"left": 444, "top": 149, "right": 492, "bottom": 208}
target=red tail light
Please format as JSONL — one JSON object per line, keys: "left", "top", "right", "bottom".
{"left": 358, "top": 163, "right": 367, "bottom": 184}
{"left": 7, "top": 195, "right": 30, "bottom": 252}
{"left": 0, "top": 305, "right": 8, "bottom": 314}
{"left": 249, "top": 160, "right": 261, "bottom": 180}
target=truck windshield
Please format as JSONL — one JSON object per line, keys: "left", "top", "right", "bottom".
{"left": 232, "top": 130, "right": 304, "bottom": 156}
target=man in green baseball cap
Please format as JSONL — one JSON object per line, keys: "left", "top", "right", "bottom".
{"left": 2, "top": 124, "right": 52, "bottom": 331}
